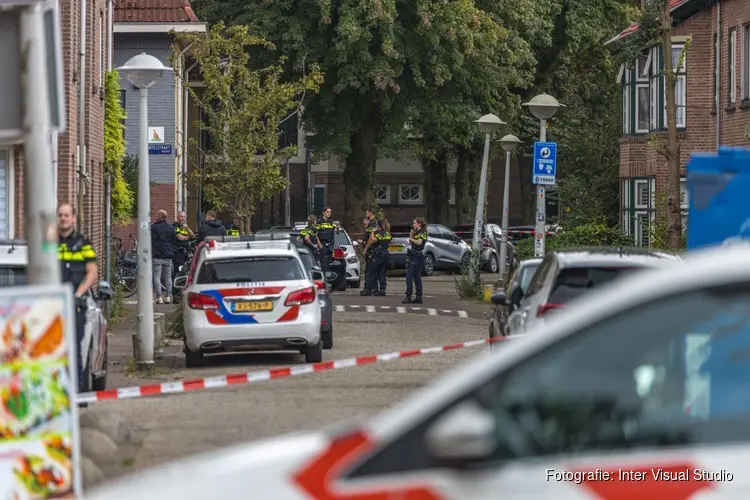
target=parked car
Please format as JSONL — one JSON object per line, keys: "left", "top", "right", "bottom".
{"left": 488, "top": 257, "right": 542, "bottom": 343}
{"left": 292, "top": 244, "right": 333, "bottom": 350}
{"left": 174, "top": 237, "right": 323, "bottom": 366}
{"left": 504, "top": 248, "right": 681, "bottom": 336}
{"left": 387, "top": 224, "right": 470, "bottom": 276}
{"left": 0, "top": 240, "right": 112, "bottom": 391}
{"left": 90, "top": 245, "right": 750, "bottom": 500}
{"left": 453, "top": 223, "right": 516, "bottom": 273}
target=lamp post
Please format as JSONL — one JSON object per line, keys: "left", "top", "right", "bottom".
{"left": 522, "top": 94, "right": 563, "bottom": 257}
{"left": 498, "top": 134, "right": 521, "bottom": 284}
{"left": 116, "top": 53, "right": 171, "bottom": 368}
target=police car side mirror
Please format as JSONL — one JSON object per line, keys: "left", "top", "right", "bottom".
{"left": 426, "top": 399, "right": 497, "bottom": 464}
{"left": 310, "top": 269, "right": 325, "bottom": 281}
{"left": 173, "top": 275, "right": 188, "bottom": 289}
{"left": 96, "top": 280, "right": 113, "bottom": 301}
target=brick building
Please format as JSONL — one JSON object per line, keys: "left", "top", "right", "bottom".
{"left": 113, "top": 0, "right": 206, "bottom": 244}
{"left": 0, "top": 0, "right": 110, "bottom": 266}
{"left": 609, "top": 0, "right": 750, "bottom": 246}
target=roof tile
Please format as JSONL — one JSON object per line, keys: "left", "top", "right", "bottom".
{"left": 114, "top": 0, "right": 200, "bottom": 23}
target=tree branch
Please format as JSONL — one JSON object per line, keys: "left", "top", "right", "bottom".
{"left": 278, "top": 52, "right": 309, "bottom": 127}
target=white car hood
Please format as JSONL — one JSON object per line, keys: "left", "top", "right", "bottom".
{"left": 88, "top": 430, "right": 330, "bottom": 499}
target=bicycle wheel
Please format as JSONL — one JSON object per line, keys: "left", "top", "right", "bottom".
{"left": 117, "top": 267, "right": 138, "bottom": 298}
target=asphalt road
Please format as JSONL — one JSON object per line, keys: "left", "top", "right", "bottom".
{"left": 83, "top": 298, "right": 491, "bottom": 485}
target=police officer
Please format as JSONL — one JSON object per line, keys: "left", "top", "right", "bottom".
{"left": 173, "top": 210, "right": 195, "bottom": 271}
{"left": 299, "top": 214, "right": 322, "bottom": 260}
{"left": 316, "top": 206, "right": 339, "bottom": 274}
{"left": 366, "top": 219, "right": 391, "bottom": 296}
{"left": 358, "top": 208, "right": 379, "bottom": 295}
{"left": 403, "top": 217, "right": 428, "bottom": 304}
{"left": 226, "top": 217, "right": 241, "bottom": 236}
{"left": 57, "top": 203, "right": 99, "bottom": 396}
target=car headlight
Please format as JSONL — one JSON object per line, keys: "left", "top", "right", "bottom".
{"left": 347, "top": 256, "right": 358, "bottom": 264}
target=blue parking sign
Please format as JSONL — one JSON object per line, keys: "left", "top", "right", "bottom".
{"left": 532, "top": 141, "right": 557, "bottom": 185}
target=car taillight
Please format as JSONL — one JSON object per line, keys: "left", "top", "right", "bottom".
{"left": 285, "top": 286, "right": 316, "bottom": 306}
{"left": 314, "top": 280, "right": 327, "bottom": 294}
{"left": 187, "top": 292, "right": 219, "bottom": 310}
{"left": 537, "top": 303, "right": 563, "bottom": 317}
{"left": 333, "top": 248, "right": 346, "bottom": 259}
{"left": 483, "top": 237, "right": 491, "bottom": 248}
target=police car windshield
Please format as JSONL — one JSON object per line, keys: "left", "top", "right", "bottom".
{"left": 196, "top": 257, "right": 305, "bottom": 284}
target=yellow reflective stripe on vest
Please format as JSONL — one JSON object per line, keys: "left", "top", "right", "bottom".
{"left": 81, "top": 244, "right": 96, "bottom": 259}
{"left": 375, "top": 232, "right": 391, "bottom": 241}
{"left": 317, "top": 223, "right": 334, "bottom": 229}
{"left": 176, "top": 227, "right": 189, "bottom": 236}
{"left": 58, "top": 250, "right": 85, "bottom": 261}
{"left": 227, "top": 229, "right": 239, "bottom": 236}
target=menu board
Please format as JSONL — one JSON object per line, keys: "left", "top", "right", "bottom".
{"left": 0, "top": 285, "right": 81, "bottom": 499}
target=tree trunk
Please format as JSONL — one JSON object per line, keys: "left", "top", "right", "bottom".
{"left": 454, "top": 148, "right": 470, "bottom": 223}
{"left": 343, "top": 124, "right": 378, "bottom": 231}
{"left": 661, "top": 3, "right": 683, "bottom": 249}
{"left": 423, "top": 152, "right": 450, "bottom": 224}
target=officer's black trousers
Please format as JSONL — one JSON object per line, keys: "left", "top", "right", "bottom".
{"left": 363, "top": 252, "right": 377, "bottom": 291}
{"left": 372, "top": 251, "right": 390, "bottom": 291}
{"left": 74, "top": 304, "right": 87, "bottom": 392}
{"left": 319, "top": 243, "right": 333, "bottom": 274}
{"left": 406, "top": 253, "right": 424, "bottom": 297}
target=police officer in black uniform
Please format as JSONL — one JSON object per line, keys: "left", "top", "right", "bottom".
{"left": 316, "top": 206, "right": 338, "bottom": 274}
{"left": 403, "top": 217, "right": 428, "bottom": 304}
{"left": 173, "top": 210, "right": 195, "bottom": 271}
{"left": 226, "top": 217, "right": 241, "bottom": 236}
{"left": 57, "top": 203, "right": 99, "bottom": 395}
{"left": 359, "top": 208, "right": 379, "bottom": 295}
{"left": 299, "top": 214, "right": 322, "bottom": 261}
{"left": 366, "top": 219, "right": 391, "bottom": 296}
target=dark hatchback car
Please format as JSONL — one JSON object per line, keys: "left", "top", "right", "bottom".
{"left": 453, "top": 223, "right": 516, "bottom": 274}
{"left": 488, "top": 257, "right": 542, "bottom": 343}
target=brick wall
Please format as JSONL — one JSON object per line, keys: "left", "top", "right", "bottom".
{"left": 112, "top": 183, "right": 176, "bottom": 250}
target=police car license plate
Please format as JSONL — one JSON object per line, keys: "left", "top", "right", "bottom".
{"left": 388, "top": 245, "right": 404, "bottom": 252}
{"left": 232, "top": 301, "right": 273, "bottom": 313}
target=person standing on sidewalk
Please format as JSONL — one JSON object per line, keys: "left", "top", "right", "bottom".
{"left": 57, "top": 203, "right": 98, "bottom": 395}
{"left": 403, "top": 217, "right": 428, "bottom": 304}
{"left": 151, "top": 210, "right": 175, "bottom": 304}
{"left": 198, "top": 210, "right": 226, "bottom": 242}
{"left": 173, "top": 210, "right": 195, "bottom": 271}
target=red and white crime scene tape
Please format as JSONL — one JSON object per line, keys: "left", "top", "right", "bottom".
{"left": 77, "top": 336, "right": 511, "bottom": 404}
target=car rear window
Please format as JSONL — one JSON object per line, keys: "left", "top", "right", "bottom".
{"left": 335, "top": 231, "right": 351, "bottom": 246}
{"left": 196, "top": 257, "right": 305, "bottom": 284}
{"left": 549, "top": 266, "right": 640, "bottom": 303}
{"left": 297, "top": 250, "right": 317, "bottom": 270}
{"left": 0, "top": 266, "right": 26, "bottom": 286}
{"left": 390, "top": 225, "right": 412, "bottom": 236}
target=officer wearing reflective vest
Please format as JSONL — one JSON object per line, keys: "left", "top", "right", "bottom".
{"left": 359, "top": 208, "right": 380, "bottom": 295}
{"left": 226, "top": 217, "right": 240, "bottom": 236}
{"left": 316, "top": 206, "right": 339, "bottom": 273}
{"left": 299, "top": 214, "right": 321, "bottom": 260}
{"left": 403, "top": 217, "right": 428, "bottom": 304}
{"left": 173, "top": 210, "right": 195, "bottom": 271}
{"left": 363, "top": 218, "right": 391, "bottom": 296}
{"left": 57, "top": 203, "right": 99, "bottom": 394}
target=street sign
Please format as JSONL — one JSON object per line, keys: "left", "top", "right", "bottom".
{"left": 148, "top": 144, "right": 172, "bottom": 155}
{"left": 532, "top": 141, "right": 557, "bottom": 185}
{"left": 0, "top": 0, "right": 65, "bottom": 139}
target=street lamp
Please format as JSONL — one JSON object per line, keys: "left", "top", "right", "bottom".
{"left": 472, "top": 114, "right": 505, "bottom": 253}
{"left": 116, "top": 53, "right": 171, "bottom": 369}
{"left": 498, "top": 134, "right": 521, "bottom": 284}
{"left": 522, "top": 93, "right": 563, "bottom": 257}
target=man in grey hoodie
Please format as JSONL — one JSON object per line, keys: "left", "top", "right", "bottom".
{"left": 198, "top": 210, "right": 227, "bottom": 242}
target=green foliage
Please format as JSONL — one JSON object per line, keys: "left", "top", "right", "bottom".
{"left": 107, "top": 283, "right": 126, "bottom": 324}
{"left": 454, "top": 250, "right": 483, "bottom": 300}
{"left": 173, "top": 23, "right": 323, "bottom": 226}
{"left": 104, "top": 70, "right": 134, "bottom": 222}
{"left": 514, "top": 223, "right": 635, "bottom": 261}
{"left": 167, "top": 307, "right": 185, "bottom": 339}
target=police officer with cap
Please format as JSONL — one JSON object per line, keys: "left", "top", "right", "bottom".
{"left": 57, "top": 203, "right": 99, "bottom": 395}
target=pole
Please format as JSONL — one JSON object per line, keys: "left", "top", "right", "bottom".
{"left": 104, "top": 173, "right": 112, "bottom": 317}
{"left": 305, "top": 142, "right": 312, "bottom": 213}
{"left": 20, "top": 4, "right": 60, "bottom": 285}
{"left": 498, "top": 150, "right": 511, "bottom": 284}
{"left": 136, "top": 87, "right": 155, "bottom": 368}
{"left": 77, "top": 0, "right": 87, "bottom": 229}
{"left": 471, "top": 132, "right": 491, "bottom": 282}
{"left": 534, "top": 119, "right": 547, "bottom": 258}
{"left": 284, "top": 158, "right": 291, "bottom": 226}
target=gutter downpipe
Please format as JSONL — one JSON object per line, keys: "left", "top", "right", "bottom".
{"left": 716, "top": 0, "right": 721, "bottom": 150}
{"left": 76, "top": 0, "right": 87, "bottom": 230}
{"left": 105, "top": 0, "right": 113, "bottom": 316}
{"left": 175, "top": 42, "right": 193, "bottom": 214}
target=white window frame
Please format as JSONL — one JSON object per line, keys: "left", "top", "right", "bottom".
{"left": 663, "top": 44, "right": 687, "bottom": 128}
{"left": 399, "top": 184, "right": 423, "bottom": 204}
{"left": 649, "top": 46, "right": 659, "bottom": 129}
{"left": 449, "top": 184, "right": 455, "bottom": 206}
{"left": 715, "top": 33, "right": 720, "bottom": 109}
{"left": 620, "top": 179, "right": 631, "bottom": 236}
{"left": 0, "top": 149, "right": 14, "bottom": 239}
{"left": 98, "top": 12, "right": 104, "bottom": 88}
{"left": 374, "top": 184, "right": 391, "bottom": 204}
{"left": 729, "top": 28, "right": 737, "bottom": 103}
{"left": 634, "top": 179, "right": 650, "bottom": 209}
{"left": 622, "top": 69, "right": 631, "bottom": 134}
{"left": 616, "top": 64, "right": 625, "bottom": 84}
{"left": 634, "top": 211, "right": 651, "bottom": 247}
{"left": 680, "top": 176, "right": 689, "bottom": 233}
{"left": 743, "top": 25, "right": 750, "bottom": 101}
{"left": 635, "top": 83, "right": 649, "bottom": 133}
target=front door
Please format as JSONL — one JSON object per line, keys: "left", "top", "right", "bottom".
{"left": 313, "top": 185, "right": 325, "bottom": 215}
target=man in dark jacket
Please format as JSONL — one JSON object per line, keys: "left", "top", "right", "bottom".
{"left": 198, "top": 210, "right": 227, "bottom": 242}
{"left": 151, "top": 210, "right": 175, "bottom": 304}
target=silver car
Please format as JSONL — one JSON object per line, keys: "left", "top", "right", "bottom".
{"left": 386, "top": 224, "right": 470, "bottom": 276}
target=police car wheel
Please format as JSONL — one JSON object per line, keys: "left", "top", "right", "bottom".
{"left": 322, "top": 327, "right": 333, "bottom": 350}
{"left": 305, "top": 341, "right": 323, "bottom": 363}
{"left": 185, "top": 347, "right": 205, "bottom": 367}
{"left": 82, "top": 344, "right": 94, "bottom": 393}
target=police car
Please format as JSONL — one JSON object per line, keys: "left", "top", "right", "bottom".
{"left": 91, "top": 245, "right": 750, "bottom": 498}
{"left": 173, "top": 236, "right": 323, "bottom": 367}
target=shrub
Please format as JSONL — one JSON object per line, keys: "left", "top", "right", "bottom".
{"left": 513, "top": 222, "right": 634, "bottom": 262}
{"left": 167, "top": 307, "right": 185, "bottom": 339}
{"left": 454, "top": 249, "right": 483, "bottom": 300}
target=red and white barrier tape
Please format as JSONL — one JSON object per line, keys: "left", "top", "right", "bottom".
{"left": 77, "top": 335, "right": 510, "bottom": 404}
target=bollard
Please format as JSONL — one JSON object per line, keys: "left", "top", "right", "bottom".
{"left": 153, "top": 313, "right": 165, "bottom": 359}
{"left": 483, "top": 284, "right": 494, "bottom": 304}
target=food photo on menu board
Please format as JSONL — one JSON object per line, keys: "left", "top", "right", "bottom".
{"left": 0, "top": 287, "right": 81, "bottom": 499}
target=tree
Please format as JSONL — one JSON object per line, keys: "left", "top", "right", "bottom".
{"left": 618, "top": 0, "right": 686, "bottom": 248}
{"left": 173, "top": 22, "right": 322, "bottom": 232}
{"left": 103, "top": 70, "right": 134, "bottom": 222}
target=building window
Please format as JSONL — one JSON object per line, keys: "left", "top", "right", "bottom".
{"left": 621, "top": 67, "right": 631, "bottom": 134}
{"left": 624, "top": 177, "right": 656, "bottom": 247}
{"left": 649, "top": 45, "right": 660, "bottom": 130}
{"left": 0, "top": 150, "right": 11, "bottom": 239}
{"left": 620, "top": 179, "right": 631, "bottom": 236}
{"left": 635, "top": 212, "right": 651, "bottom": 247}
{"left": 680, "top": 176, "right": 689, "bottom": 232}
{"left": 743, "top": 25, "right": 750, "bottom": 100}
{"left": 98, "top": 12, "right": 104, "bottom": 88}
{"left": 663, "top": 44, "right": 687, "bottom": 128}
{"left": 375, "top": 184, "right": 390, "bottom": 204}
{"left": 714, "top": 33, "right": 720, "bottom": 109}
{"left": 729, "top": 28, "right": 737, "bottom": 103}
{"left": 449, "top": 184, "right": 455, "bottom": 206}
{"left": 399, "top": 184, "right": 423, "bottom": 204}
{"left": 635, "top": 84, "right": 649, "bottom": 133}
